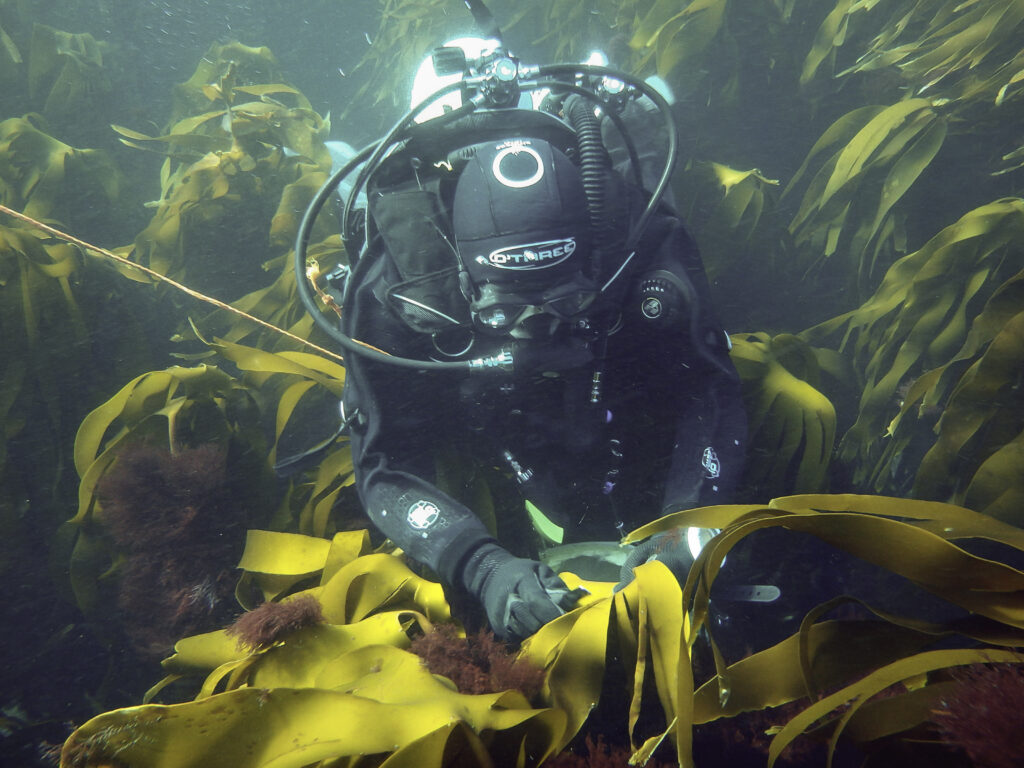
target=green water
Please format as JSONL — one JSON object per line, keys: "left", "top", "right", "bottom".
{"left": 1, "top": 2, "right": 1022, "bottom": 765}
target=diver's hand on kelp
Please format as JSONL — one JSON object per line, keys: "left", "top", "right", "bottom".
{"left": 462, "top": 542, "right": 584, "bottom": 641}
{"left": 616, "top": 529, "right": 698, "bottom": 592}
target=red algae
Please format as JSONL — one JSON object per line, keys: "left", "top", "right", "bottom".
{"left": 410, "top": 624, "right": 545, "bottom": 700}
{"left": 932, "top": 662, "right": 1024, "bottom": 768}
{"left": 226, "top": 595, "right": 325, "bottom": 651}
{"left": 97, "top": 443, "right": 245, "bottom": 657}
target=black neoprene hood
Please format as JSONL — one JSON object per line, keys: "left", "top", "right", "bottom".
{"left": 452, "top": 138, "right": 591, "bottom": 290}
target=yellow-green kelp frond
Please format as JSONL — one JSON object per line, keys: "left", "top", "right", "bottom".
{"left": 67, "top": 332, "right": 356, "bottom": 611}
{"left": 109, "top": 45, "right": 342, "bottom": 347}
{"left": 0, "top": 118, "right": 133, "bottom": 547}
{"left": 169, "top": 41, "right": 285, "bottom": 127}
{"left": 0, "top": 220, "right": 87, "bottom": 504}
{"left": 67, "top": 364, "right": 272, "bottom": 617}
{"left": 188, "top": 331, "right": 353, "bottom": 538}
{"left": 698, "top": 162, "right": 780, "bottom": 247}
{"left": 0, "top": 115, "right": 121, "bottom": 220}
{"left": 680, "top": 160, "right": 790, "bottom": 326}
{"left": 0, "top": 20, "right": 21, "bottom": 69}
{"left": 62, "top": 495, "right": 1024, "bottom": 768}
{"left": 849, "top": 0, "right": 1024, "bottom": 109}
{"left": 184, "top": 185, "right": 346, "bottom": 355}
{"left": 627, "top": 0, "right": 729, "bottom": 79}
{"left": 684, "top": 161, "right": 781, "bottom": 263}
{"left": 64, "top": 530, "right": 563, "bottom": 768}
{"left": 115, "top": 78, "right": 330, "bottom": 175}
{"left": 729, "top": 333, "right": 840, "bottom": 497}
{"left": 996, "top": 141, "right": 1024, "bottom": 176}
{"left": 618, "top": 494, "right": 1024, "bottom": 766}
{"left": 27, "top": 23, "right": 110, "bottom": 120}
{"left": 894, "top": 270, "right": 1024, "bottom": 526}
{"left": 798, "top": 0, "right": 874, "bottom": 87}
{"left": 783, "top": 98, "right": 947, "bottom": 300}
{"left": 802, "top": 0, "right": 1024, "bottom": 111}
{"left": 342, "top": 0, "right": 458, "bottom": 116}
{"left": 802, "top": 197, "right": 1024, "bottom": 490}
{"left": 119, "top": 117, "right": 329, "bottom": 302}
{"left": 110, "top": 42, "right": 333, "bottom": 302}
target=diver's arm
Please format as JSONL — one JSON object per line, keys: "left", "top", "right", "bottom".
{"left": 343, "top": 358, "right": 581, "bottom": 639}
{"left": 340, "top": 273, "right": 583, "bottom": 639}
{"left": 342, "top": 359, "right": 498, "bottom": 585}
{"left": 660, "top": 359, "right": 748, "bottom": 511}
{"left": 338, "top": 267, "right": 496, "bottom": 584}
{"left": 639, "top": 213, "right": 749, "bottom": 512}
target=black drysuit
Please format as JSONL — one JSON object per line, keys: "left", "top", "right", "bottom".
{"left": 338, "top": 150, "right": 747, "bottom": 589}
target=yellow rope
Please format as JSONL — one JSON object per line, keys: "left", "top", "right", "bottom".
{"left": 0, "top": 202, "right": 346, "bottom": 365}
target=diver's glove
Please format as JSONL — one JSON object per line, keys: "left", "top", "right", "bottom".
{"left": 461, "top": 542, "right": 583, "bottom": 641}
{"left": 616, "top": 529, "right": 700, "bottom": 592}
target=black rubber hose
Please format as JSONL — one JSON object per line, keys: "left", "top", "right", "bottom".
{"left": 537, "top": 63, "right": 678, "bottom": 253}
{"left": 527, "top": 79, "right": 644, "bottom": 191}
{"left": 563, "top": 93, "right": 609, "bottom": 279}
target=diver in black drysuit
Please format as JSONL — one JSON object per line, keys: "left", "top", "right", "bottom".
{"left": 336, "top": 101, "right": 747, "bottom": 642}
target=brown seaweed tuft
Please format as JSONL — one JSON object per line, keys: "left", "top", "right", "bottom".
{"left": 99, "top": 443, "right": 234, "bottom": 550}
{"left": 410, "top": 623, "right": 544, "bottom": 701}
{"left": 931, "top": 663, "right": 1024, "bottom": 768}
{"left": 226, "top": 595, "right": 325, "bottom": 651}
{"left": 97, "top": 443, "right": 245, "bottom": 658}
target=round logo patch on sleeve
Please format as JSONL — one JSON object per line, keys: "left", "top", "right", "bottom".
{"left": 702, "top": 446, "right": 722, "bottom": 479}
{"left": 407, "top": 500, "right": 441, "bottom": 530}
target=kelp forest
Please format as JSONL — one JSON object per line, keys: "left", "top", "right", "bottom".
{"left": 1, "top": 0, "right": 1024, "bottom": 766}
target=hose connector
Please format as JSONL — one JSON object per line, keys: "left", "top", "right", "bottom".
{"left": 468, "top": 346, "right": 514, "bottom": 372}
{"left": 589, "top": 369, "right": 603, "bottom": 403}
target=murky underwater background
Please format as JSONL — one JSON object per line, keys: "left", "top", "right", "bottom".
{"left": 1, "top": 0, "right": 1023, "bottom": 766}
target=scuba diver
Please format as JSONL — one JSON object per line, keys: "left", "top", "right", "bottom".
{"left": 293, "top": 2, "right": 748, "bottom": 641}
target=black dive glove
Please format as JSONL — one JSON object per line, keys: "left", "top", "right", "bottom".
{"left": 462, "top": 542, "right": 583, "bottom": 641}
{"left": 617, "top": 530, "right": 698, "bottom": 591}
